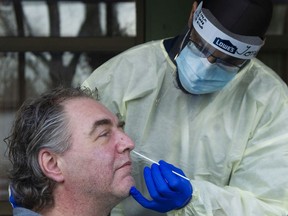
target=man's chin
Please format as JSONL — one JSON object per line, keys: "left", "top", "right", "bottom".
{"left": 117, "top": 176, "right": 135, "bottom": 197}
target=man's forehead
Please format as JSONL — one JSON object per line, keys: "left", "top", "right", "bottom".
{"left": 64, "top": 97, "right": 116, "bottom": 121}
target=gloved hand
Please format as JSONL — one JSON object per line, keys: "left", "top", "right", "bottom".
{"left": 130, "top": 160, "right": 192, "bottom": 213}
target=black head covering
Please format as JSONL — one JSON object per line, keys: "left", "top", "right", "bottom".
{"left": 200, "top": 0, "right": 273, "bottom": 38}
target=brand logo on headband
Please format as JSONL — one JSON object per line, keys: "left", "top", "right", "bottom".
{"left": 213, "top": 38, "right": 237, "bottom": 54}
{"left": 193, "top": 1, "right": 263, "bottom": 59}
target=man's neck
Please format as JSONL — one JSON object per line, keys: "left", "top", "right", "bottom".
{"left": 39, "top": 189, "right": 115, "bottom": 216}
{"left": 40, "top": 201, "right": 112, "bottom": 216}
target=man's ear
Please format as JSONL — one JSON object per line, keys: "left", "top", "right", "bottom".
{"left": 188, "top": 1, "right": 198, "bottom": 28}
{"left": 38, "top": 149, "right": 64, "bottom": 183}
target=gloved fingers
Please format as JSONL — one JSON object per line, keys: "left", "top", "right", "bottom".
{"left": 130, "top": 186, "right": 172, "bottom": 213}
{"left": 158, "top": 160, "right": 185, "bottom": 190}
{"left": 150, "top": 163, "right": 176, "bottom": 197}
{"left": 130, "top": 186, "right": 156, "bottom": 208}
{"left": 159, "top": 160, "right": 186, "bottom": 176}
{"left": 144, "top": 166, "right": 164, "bottom": 200}
{"left": 159, "top": 160, "right": 193, "bottom": 197}
{"left": 136, "top": 162, "right": 193, "bottom": 213}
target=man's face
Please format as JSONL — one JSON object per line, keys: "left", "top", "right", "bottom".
{"left": 59, "top": 98, "right": 135, "bottom": 202}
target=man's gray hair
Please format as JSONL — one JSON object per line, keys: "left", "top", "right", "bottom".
{"left": 5, "top": 86, "right": 98, "bottom": 211}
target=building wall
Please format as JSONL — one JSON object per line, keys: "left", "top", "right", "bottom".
{"left": 145, "top": 0, "right": 192, "bottom": 41}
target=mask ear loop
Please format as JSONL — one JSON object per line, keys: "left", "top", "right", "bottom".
{"left": 167, "top": 27, "right": 193, "bottom": 94}
{"left": 173, "top": 28, "right": 192, "bottom": 61}
{"left": 167, "top": 26, "right": 191, "bottom": 63}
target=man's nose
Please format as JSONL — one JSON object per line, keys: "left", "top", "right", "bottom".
{"left": 117, "top": 131, "right": 135, "bottom": 152}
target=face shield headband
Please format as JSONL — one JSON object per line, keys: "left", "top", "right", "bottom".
{"left": 193, "top": 2, "right": 264, "bottom": 60}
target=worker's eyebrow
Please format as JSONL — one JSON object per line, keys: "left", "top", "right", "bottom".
{"left": 89, "top": 119, "right": 112, "bottom": 136}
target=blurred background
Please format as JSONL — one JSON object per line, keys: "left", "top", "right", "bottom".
{"left": 0, "top": 0, "right": 287, "bottom": 214}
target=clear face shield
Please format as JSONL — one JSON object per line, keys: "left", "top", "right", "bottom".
{"left": 188, "top": 29, "right": 247, "bottom": 69}
{"left": 174, "top": 2, "right": 266, "bottom": 95}
{"left": 187, "top": 2, "right": 264, "bottom": 68}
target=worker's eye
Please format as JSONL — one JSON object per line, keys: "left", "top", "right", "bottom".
{"left": 118, "top": 121, "right": 125, "bottom": 130}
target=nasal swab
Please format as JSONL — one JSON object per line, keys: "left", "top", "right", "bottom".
{"left": 132, "top": 150, "right": 190, "bottom": 181}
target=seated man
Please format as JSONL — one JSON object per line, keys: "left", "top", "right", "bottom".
{"left": 5, "top": 87, "right": 136, "bottom": 216}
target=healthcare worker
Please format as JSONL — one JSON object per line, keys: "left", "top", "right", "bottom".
{"left": 82, "top": 0, "right": 288, "bottom": 215}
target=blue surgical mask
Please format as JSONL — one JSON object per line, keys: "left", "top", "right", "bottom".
{"left": 176, "top": 44, "right": 239, "bottom": 94}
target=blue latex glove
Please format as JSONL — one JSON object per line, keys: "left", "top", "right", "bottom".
{"left": 130, "top": 160, "right": 192, "bottom": 213}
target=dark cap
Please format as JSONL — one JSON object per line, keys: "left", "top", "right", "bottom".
{"left": 200, "top": 0, "right": 273, "bottom": 38}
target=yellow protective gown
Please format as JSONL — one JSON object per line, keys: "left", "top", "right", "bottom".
{"left": 82, "top": 40, "right": 288, "bottom": 216}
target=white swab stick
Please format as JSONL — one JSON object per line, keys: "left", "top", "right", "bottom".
{"left": 132, "top": 150, "right": 159, "bottom": 164}
{"left": 132, "top": 150, "right": 190, "bottom": 181}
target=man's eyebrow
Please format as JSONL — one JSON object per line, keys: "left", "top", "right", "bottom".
{"left": 89, "top": 119, "right": 112, "bottom": 136}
